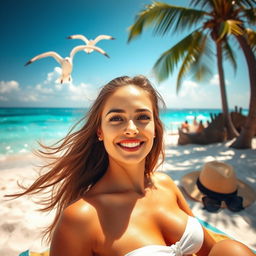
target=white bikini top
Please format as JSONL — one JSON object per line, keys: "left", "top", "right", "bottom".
{"left": 124, "top": 216, "right": 204, "bottom": 256}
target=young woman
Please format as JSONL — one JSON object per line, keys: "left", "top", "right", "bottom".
{"left": 12, "top": 76, "right": 254, "bottom": 256}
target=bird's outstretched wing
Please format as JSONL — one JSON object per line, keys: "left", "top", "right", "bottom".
{"left": 24, "top": 51, "right": 63, "bottom": 66}
{"left": 70, "top": 45, "right": 110, "bottom": 59}
{"left": 94, "top": 34, "right": 115, "bottom": 44}
{"left": 88, "top": 45, "right": 110, "bottom": 58}
{"left": 67, "top": 34, "right": 90, "bottom": 44}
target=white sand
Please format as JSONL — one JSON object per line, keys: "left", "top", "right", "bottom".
{"left": 0, "top": 153, "right": 55, "bottom": 256}
{"left": 0, "top": 133, "right": 256, "bottom": 256}
{"left": 163, "top": 134, "right": 256, "bottom": 252}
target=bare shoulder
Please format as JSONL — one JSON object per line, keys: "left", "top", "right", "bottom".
{"left": 57, "top": 198, "right": 98, "bottom": 237}
{"left": 152, "top": 172, "right": 195, "bottom": 216}
{"left": 63, "top": 198, "right": 96, "bottom": 223}
{"left": 50, "top": 199, "right": 97, "bottom": 256}
{"left": 151, "top": 171, "right": 177, "bottom": 190}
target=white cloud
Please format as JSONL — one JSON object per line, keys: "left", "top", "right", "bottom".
{"left": 21, "top": 94, "right": 40, "bottom": 102}
{"left": 54, "top": 83, "right": 63, "bottom": 91}
{"left": 0, "top": 68, "right": 100, "bottom": 106}
{"left": 152, "top": 75, "right": 248, "bottom": 109}
{"left": 210, "top": 74, "right": 230, "bottom": 86}
{"left": 177, "top": 80, "right": 216, "bottom": 107}
{"left": 182, "top": 80, "right": 198, "bottom": 88}
{"left": 44, "top": 67, "right": 62, "bottom": 84}
{"left": 0, "top": 80, "right": 20, "bottom": 93}
{"left": 35, "top": 84, "right": 54, "bottom": 94}
{"left": 6, "top": 69, "right": 242, "bottom": 108}
{"left": 157, "top": 78, "right": 221, "bottom": 108}
{"left": 179, "top": 80, "right": 198, "bottom": 97}
{"left": 67, "top": 82, "right": 98, "bottom": 101}
{"left": 41, "top": 68, "right": 99, "bottom": 102}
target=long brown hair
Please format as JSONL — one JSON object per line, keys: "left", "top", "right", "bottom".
{"left": 8, "top": 75, "right": 165, "bottom": 241}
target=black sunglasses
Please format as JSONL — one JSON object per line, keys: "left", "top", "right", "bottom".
{"left": 202, "top": 195, "right": 244, "bottom": 213}
{"left": 197, "top": 178, "right": 244, "bottom": 213}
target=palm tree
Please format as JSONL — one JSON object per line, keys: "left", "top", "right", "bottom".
{"left": 190, "top": 0, "right": 256, "bottom": 148}
{"left": 128, "top": 0, "right": 256, "bottom": 146}
{"left": 226, "top": 2, "right": 256, "bottom": 148}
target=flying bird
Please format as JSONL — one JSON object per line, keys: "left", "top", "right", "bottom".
{"left": 67, "top": 34, "right": 115, "bottom": 54}
{"left": 25, "top": 45, "right": 109, "bottom": 84}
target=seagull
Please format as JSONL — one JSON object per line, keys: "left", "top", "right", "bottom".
{"left": 67, "top": 34, "right": 115, "bottom": 54}
{"left": 25, "top": 45, "right": 109, "bottom": 84}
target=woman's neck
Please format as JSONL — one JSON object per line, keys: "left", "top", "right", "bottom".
{"left": 97, "top": 157, "right": 147, "bottom": 195}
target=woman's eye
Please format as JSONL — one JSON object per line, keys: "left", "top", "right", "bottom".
{"left": 109, "top": 116, "right": 123, "bottom": 122}
{"left": 137, "top": 114, "right": 151, "bottom": 121}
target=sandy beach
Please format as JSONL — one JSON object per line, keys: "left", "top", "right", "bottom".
{"left": 0, "top": 133, "right": 256, "bottom": 256}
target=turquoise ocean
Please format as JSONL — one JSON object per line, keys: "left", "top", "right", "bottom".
{"left": 0, "top": 108, "right": 248, "bottom": 156}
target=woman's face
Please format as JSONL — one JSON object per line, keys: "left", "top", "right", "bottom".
{"left": 99, "top": 85, "right": 155, "bottom": 166}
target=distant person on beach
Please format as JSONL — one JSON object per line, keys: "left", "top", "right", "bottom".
{"left": 196, "top": 120, "right": 205, "bottom": 133}
{"left": 191, "top": 116, "right": 199, "bottom": 133}
{"left": 9, "top": 75, "right": 254, "bottom": 256}
{"left": 193, "top": 116, "right": 198, "bottom": 127}
{"left": 181, "top": 120, "right": 190, "bottom": 133}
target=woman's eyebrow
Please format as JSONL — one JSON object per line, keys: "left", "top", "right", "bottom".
{"left": 106, "top": 108, "right": 151, "bottom": 116}
{"left": 105, "top": 109, "right": 124, "bottom": 116}
{"left": 135, "top": 108, "right": 152, "bottom": 113}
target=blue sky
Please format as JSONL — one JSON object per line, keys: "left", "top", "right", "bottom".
{"left": 0, "top": 0, "right": 253, "bottom": 109}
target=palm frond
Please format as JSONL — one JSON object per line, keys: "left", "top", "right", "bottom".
{"left": 189, "top": 35, "right": 213, "bottom": 82}
{"left": 213, "top": 0, "right": 231, "bottom": 15}
{"left": 189, "top": 0, "right": 214, "bottom": 9}
{"left": 245, "top": 28, "right": 256, "bottom": 53}
{"left": 128, "top": 1, "right": 207, "bottom": 42}
{"left": 241, "top": 8, "right": 256, "bottom": 25}
{"left": 153, "top": 30, "right": 213, "bottom": 92}
{"left": 218, "top": 20, "right": 244, "bottom": 40}
{"left": 177, "top": 33, "right": 213, "bottom": 91}
{"left": 191, "top": 65, "right": 213, "bottom": 82}
{"left": 222, "top": 39, "right": 237, "bottom": 72}
{"left": 153, "top": 31, "right": 199, "bottom": 82}
{"left": 235, "top": 0, "right": 256, "bottom": 8}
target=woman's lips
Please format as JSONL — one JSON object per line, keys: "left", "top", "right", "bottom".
{"left": 117, "top": 140, "right": 144, "bottom": 152}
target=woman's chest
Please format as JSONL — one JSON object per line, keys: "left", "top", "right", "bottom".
{"left": 91, "top": 192, "right": 187, "bottom": 256}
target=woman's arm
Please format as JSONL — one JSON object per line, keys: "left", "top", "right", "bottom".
{"left": 50, "top": 202, "right": 94, "bottom": 256}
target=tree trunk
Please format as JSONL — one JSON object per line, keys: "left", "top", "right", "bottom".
{"left": 231, "top": 35, "right": 256, "bottom": 149}
{"left": 216, "top": 41, "right": 239, "bottom": 140}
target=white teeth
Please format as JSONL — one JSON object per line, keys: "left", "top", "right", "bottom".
{"left": 119, "top": 142, "right": 140, "bottom": 148}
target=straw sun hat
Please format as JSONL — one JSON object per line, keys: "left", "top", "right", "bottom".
{"left": 181, "top": 161, "right": 256, "bottom": 208}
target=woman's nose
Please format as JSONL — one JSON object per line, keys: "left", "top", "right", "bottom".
{"left": 124, "top": 120, "right": 138, "bottom": 136}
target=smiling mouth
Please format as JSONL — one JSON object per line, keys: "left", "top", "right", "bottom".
{"left": 117, "top": 141, "right": 144, "bottom": 151}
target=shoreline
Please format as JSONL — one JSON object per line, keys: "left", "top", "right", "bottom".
{"left": 1, "top": 133, "right": 256, "bottom": 256}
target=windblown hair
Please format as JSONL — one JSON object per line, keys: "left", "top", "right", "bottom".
{"left": 8, "top": 75, "right": 165, "bottom": 242}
